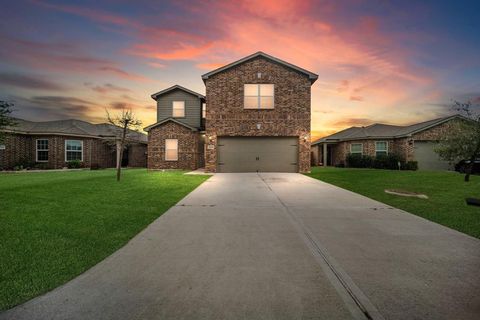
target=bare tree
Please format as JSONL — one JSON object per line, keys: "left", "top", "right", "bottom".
{"left": 106, "top": 109, "right": 142, "bottom": 181}
{"left": 0, "top": 101, "right": 17, "bottom": 143}
{"left": 435, "top": 101, "right": 480, "bottom": 182}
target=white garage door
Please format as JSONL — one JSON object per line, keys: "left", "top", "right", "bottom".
{"left": 414, "top": 141, "right": 451, "bottom": 171}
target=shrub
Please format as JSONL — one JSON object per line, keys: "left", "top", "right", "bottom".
{"left": 34, "top": 163, "right": 50, "bottom": 170}
{"left": 14, "top": 157, "right": 34, "bottom": 170}
{"left": 346, "top": 154, "right": 374, "bottom": 168}
{"left": 67, "top": 160, "right": 82, "bottom": 169}
{"left": 402, "top": 161, "right": 418, "bottom": 171}
{"left": 90, "top": 163, "right": 101, "bottom": 170}
{"left": 346, "top": 153, "right": 413, "bottom": 170}
{"left": 335, "top": 162, "right": 345, "bottom": 168}
{"left": 373, "top": 154, "right": 403, "bottom": 170}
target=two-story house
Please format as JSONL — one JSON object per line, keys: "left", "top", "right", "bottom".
{"left": 145, "top": 52, "right": 318, "bottom": 173}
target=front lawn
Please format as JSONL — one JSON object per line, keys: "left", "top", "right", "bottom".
{"left": 306, "top": 167, "right": 480, "bottom": 239}
{"left": 0, "top": 169, "right": 209, "bottom": 310}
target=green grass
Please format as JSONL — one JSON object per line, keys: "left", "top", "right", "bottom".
{"left": 0, "top": 169, "right": 210, "bottom": 310}
{"left": 306, "top": 167, "right": 480, "bottom": 239}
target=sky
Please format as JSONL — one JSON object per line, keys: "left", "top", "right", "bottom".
{"left": 0, "top": 0, "right": 479, "bottom": 140}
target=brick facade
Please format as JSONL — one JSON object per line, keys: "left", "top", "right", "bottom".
{"left": 315, "top": 119, "right": 460, "bottom": 166}
{"left": 147, "top": 121, "right": 203, "bottom": 170}
{"left": 0, "top": 133, "right": 146, "bottom": 170}
{"left": 204, "top": 56, "right": 312, "bottom": 173}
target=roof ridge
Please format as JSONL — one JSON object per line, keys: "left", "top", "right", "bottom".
{"left": 201, "top": 51, "right": 318, "bottom": 83}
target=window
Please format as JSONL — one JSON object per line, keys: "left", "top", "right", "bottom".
{"left": 202, "top": 103, "right": 206, "bottom": 118}
{"left": 350, "top": 143, "right": 363, "bottom": 155}
{"left": 172, "top": 101, "right": 185, "bottom": 117}
{"left": 65, "top": 140, "right": 83, "bottom": 161}
{"left": 244, "top": 84, "right": 274, "bottom": 109}
{"left": 375, "top": 141, "right": 388, "bottom": 157}
{"left": 36, "top": 139, "right": 49, "bottom": 162}
{"left": 165, "top": 139, "right": 178, "bottom": 161}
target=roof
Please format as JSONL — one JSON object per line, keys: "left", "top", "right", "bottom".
{"left": 312, "top": 114, "right": 466, "bottom": 145}
{"left": 4, "top": 118, "right": 147, "bottom": 143}
{"left": 201, "top": 51, "right": 319, "bottom": 84}
{"left": 143, "top": 118, "right": 198, "bottom": 132}
{"left": 150, "top": 85, "right": 205, "bottom": 100}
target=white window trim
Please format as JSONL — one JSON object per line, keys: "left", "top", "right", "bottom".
{"left": 375, "top": 141, "right": 389, "bottom": 155}
{"left": 202, "top": 103, "right": 206, "bottom": 118}
{"left": 36, "top": 139, "right": 49, "bottom": 162}
{"left": 165, "top": 139, "right": 178, "bottom": 161}
{"left": 172, "top": 101, "right": 185, "bottom": 118}
{"left": 350, "top": 143, "right": 363, "bottom": 155}
{"left": 244, "top": 84, "right": 275, "bottom": 109}
{"left": 65, "top": 140, "right": 84, "bottom": 162}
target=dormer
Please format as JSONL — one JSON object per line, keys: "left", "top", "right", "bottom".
{"left": 151, "top": 85, "right": 205, "bottom": 130}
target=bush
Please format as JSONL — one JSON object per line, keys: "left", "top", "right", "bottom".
{"left": 66, "top": 160, "right": 82, "bottom": 169}
{"left": 34, "top": 163, "right": 50, "bottom": 170}
{"left": 373, "top": 153, "right": 403, "bottom": 170}
{"left": 14, "top": 157, "right": 35, "bottom": 170}
{"left": 402, "top": 161, "right": 418, "bottom": 171}
{"left": 345, "top": 153, "right": 417, "bottom": 170}
{"left": 90, "top": 163, "right": 101, "bottom": 170}
{"left": 346, "top": 154, "right": 374, "bottom": 168}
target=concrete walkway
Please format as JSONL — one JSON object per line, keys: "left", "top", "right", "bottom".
{"left": 2, "top": 173, "right": 479, "bottom": 320}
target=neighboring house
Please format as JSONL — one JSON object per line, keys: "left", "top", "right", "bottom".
{"left": 311, "top": 115, "right": 465, "bottom": 170}
{"left": 0, "top": 118, "right": 147, "bottom": 170}
{"left": 145, "top": 51, "right": 318, "bottom": 173}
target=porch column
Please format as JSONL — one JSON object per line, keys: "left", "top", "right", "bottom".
{"left": 323, "top": 143, "right": 328, "bottom": 167}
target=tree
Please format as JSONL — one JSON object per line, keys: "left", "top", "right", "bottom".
{"left": 106, "top": 109, "right": 142, "bottom": 181}
{"left": 435, "top": 101, "right": 480, "bottom": 182}
{"left": 0, "top": 101, "right": 16, "bottom": 143}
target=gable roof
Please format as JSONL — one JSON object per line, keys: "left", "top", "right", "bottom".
{"left": 4, "top": 118, "right": 147, "bottom": 143}
{"left": 312, "top": 114, "right": 466, "bottom": 145}
{"left": 151, "top": 85, "right": 205, "bottom": 100}
{"left": 143, "top": 118, "right": 198, "bottom": 132}
{"left": 201, "top": 51, "right": 319, "bottom": 84}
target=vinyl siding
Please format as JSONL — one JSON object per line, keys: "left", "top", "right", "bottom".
{"left": 156, "top": 89, "right": 202, "bottom": 129}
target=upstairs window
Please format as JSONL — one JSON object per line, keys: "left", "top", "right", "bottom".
{"left": 350, "top": 143, "right": 363, "bottom": 155}
{"left": 36, "top": 139, "right": 49, "bottom": 162}
{"left": 202, "top": 103, "right": 206, "bottom": 118}
{"left": 375, "top": 141, "right": 388, "bottom": 157}
{"left": 65, "top": 140, "right": 83, "bottom": 161}
{"left": 244, "top": 84, "right": 274, "bottom": 109}
{"left": 172, "top": 101, "right": 185, "bottom": 117}
{"left": 165, "top": 139, "right": 178, "bottom": 161}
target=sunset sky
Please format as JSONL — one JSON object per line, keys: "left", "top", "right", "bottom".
{"left": 1, "top": 0, "right": 479, "bottom": 140}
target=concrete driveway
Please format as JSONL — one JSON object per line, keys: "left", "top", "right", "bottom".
{"left": 2, "top": 173, "right": 479, "bottom": 320}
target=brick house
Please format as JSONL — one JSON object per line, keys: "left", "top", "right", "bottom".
{"left": 311, "top": 115, "right": 465, "bottom": 170}
{"left": 0, "top": 118, "right": 147, "bottom": 170}
{"left": 145, "top": 52, "right": 318, "bottom": 173}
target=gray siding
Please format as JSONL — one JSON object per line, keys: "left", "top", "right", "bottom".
{"left": 156, "top": 89, "right": 202, "bottom": 128}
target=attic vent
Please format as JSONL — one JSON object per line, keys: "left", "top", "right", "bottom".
{"left": 257, "top": 72, "right": 262, "bottom": 79}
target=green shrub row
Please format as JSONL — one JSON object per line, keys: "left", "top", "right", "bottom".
{"left": 345, "top": 153, "right": 418, "bottom": 170}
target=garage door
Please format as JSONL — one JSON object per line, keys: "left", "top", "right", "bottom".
{"left": 217, "top": 137, "right": 298, "bottom": 173}
{"left": 414, "top": 141, "right": 451, "bottom": 171}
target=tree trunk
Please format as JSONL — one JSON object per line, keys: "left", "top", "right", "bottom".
{"left": 116, "top": 124, "right": 128, "bottom": 182}
{"left": 465, "top": 160, "right": 473, "bottom": 182}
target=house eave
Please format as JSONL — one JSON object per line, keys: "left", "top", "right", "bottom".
{"left": 201, "top": 51, "right": 318, "bottom": 84}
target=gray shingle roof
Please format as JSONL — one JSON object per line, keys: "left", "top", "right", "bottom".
{"left": 151, "top": 85, "right": 205, "bottom": 100}
{"left": 5, "top": 118, "right": 147, "bottom": 143}
{"left": 312, "top": 115, "right": 464, "bottom": 145}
